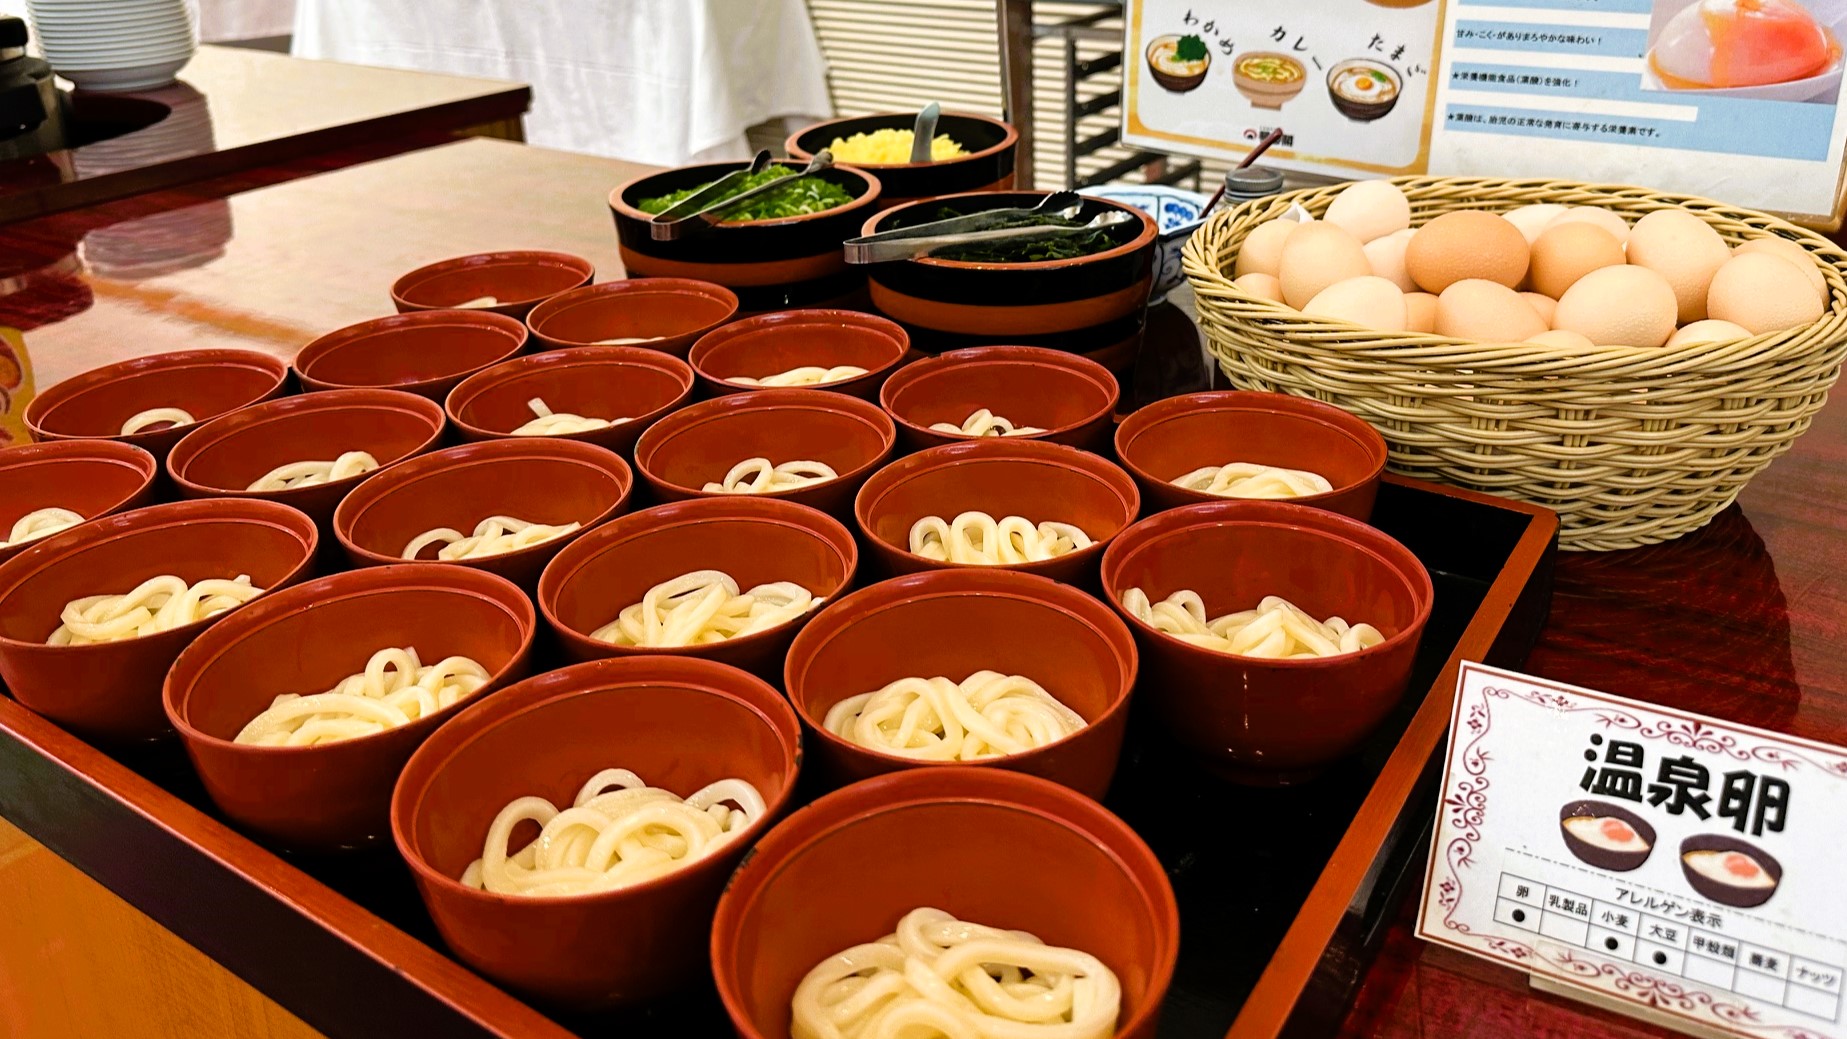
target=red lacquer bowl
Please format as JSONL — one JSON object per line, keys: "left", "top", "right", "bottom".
{"left": 0, "top": 499, "right": 317, "bottom": 742}
{"left": 164, "top": 564, "right": 536, "bottom": 851}
{"left": 688, "top": 309, "right": 908, "bottom": 401}
{"left": 444, "top": 346, "right": 695, "bottom": 458}
{"left": 783, "top": 568, "right": 1136, "bottom": 798}
{"left": 392, "top": 656, "right": 802, "bottom": 1008}
{"left": 334, "top": 439, "right": 633, "bottom": 591}
{"left": 538, "top": 496, "right": 857, "bottom": 681}
{"left": 853, "top": 438, "right": 1139, "bottom": 587}
{"left": 1100, "top": 500, "right": 1433, "bottom": 781}
{"left": 632, "top": 389, "right": 895, "bottom": 518}
{"left": 293, "top": 311, "right": 528, "bottom": 400}
{"left": 0, "top": 440, "right": 158, "bottom": 567}
{"left": 879, "top": 345, "right": 1119, "bottom": 452}
{"left": 524, "top": 278, "right": 739, "bottom": 357}
{"left": 390, "top": 250, "right": 594, "bottom": 319}
{"left": 712, "top": 767, "right": 1179, "bottom": 1039}
{"left": 1114, "top": 390, "right": 1388, "bottom": 520}
{"left": 24, "top": 349, "right": 290, "bottom": 460}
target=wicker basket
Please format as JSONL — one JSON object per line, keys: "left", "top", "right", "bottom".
{"left": 1184, "top": 176, "right": 1847, "bottom": 551}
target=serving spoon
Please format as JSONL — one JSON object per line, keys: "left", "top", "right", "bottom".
{"left": 845, "top": 209, "right": 1135, "bottom": 264}
{"left": 649, "top": 149, "right": 837, "bottom": 240}
{"left": 909, "top": 102, "right": 942, "bottom": 163}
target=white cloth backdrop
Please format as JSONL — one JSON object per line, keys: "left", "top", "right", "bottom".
{"left": 291, "top": 0, "right": 834, "bottom": 165}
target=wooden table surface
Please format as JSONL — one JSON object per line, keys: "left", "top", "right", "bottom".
{"left": 0, "top": 135, "right": 1844, "bottom": 1038}
{"left": 0, "top": 46, "right": 532, "bottom": 223}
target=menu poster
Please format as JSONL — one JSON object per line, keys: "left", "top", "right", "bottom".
{"left": 1419, "top": 663, "right": 1847, "bottom": 1038}
{"left": 1120, "top": 0, "right": 1448, "bottom": 176}
{"left": 1427, "top": 0, "right": 1847, "bottom": 224}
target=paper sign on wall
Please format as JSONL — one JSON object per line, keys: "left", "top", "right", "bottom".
{"left": 1418, "top": 663, "right": 1847, "bottom": 1037}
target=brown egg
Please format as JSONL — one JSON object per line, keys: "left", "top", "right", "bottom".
{"left": 1304, "top": 276, "right": 1408, "bottom": 331}
{"left": 1278, "top": 222, "right": 1371, "bottom": 309}
{"left": 1528, "top": 223, "right": 1624, "bottom": 299}
{"left": 1435, "top": 279, "right": 1549, "bottom": 342}
{"left": 1323, "top": 180, "right": 1411, "bottom": 243}
{"left": 1405, "top": 210, "right": 1529, "bottom": 293}
{"left": 1625, "top": 210, "right": 1731, "bottom": 323}
{"left": 1528, "top": 329, "right": 1595, "bottom": 350}
{"left": 1504, "top": 203, "right": 1570, "bottom": 244}
{"left": 1521, "top": 292, "right": 1557, "bottom": 327}
{"left": 1545, "top": 206, "right": 1630, "bottom": 244}
{"left": 1232, "top": 272, "right": 1287, "bottom": 304}
{"left": 1362, "top": 230, "right": 1418, "bottom": 292}
{"left": 1553, "top": 265, "right": 1678, "bottom": 346}
{"left": 1234, "top": 218, "right": 1305, "bottom": 279}
{"left": 1733, "top": 237, "right": 1827, "bottom": 305}
{"left": 1664, "top": 319, "right": 1751, "bottom": 348}
{"left": 1707, "top": 252, "right": 1824, "bottom": 335}
{"left": 1403, "top": 292, "right": 1438, "bottom": 333}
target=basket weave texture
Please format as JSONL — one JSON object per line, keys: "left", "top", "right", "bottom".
{"left": 1184, "top": 176, "right": 1847, "bottom": 551}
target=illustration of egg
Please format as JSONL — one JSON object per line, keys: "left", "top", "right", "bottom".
{"left": 1563, "top": 815, "right": 1651, "bottom": 854}
{"left": 1559, "top": 801, "right": 1656, "bottom": 871}
{"left": 1679, "top": 837, "right": 1782, "bottom": 908}
{"left": 1684, "top": 849, "right": 1776, "bottom": 888}
{"left": 1651, "top": 0, "right": 1837, "bottom": 89}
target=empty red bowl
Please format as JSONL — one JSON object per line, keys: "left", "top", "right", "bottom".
{"left": 334, "top": 439, "right": 633, "bottom": 590}
{"left": 1114, "top": 390, "right": 1388, "bottom": 520}
{"left": 444, "top": 346, "right": 695, "bottom": 457}
{"left": 1100, "top": 500, "right": 1433, "bottom": 781}
{"left": 879, "top": 345, "right": 1119, "bottom": 452}
{"left": 633, "top": 389, "right": 896, "bottom": 517}
{"left": 688, "top": 310, "right": 908, "bottom": 401}
{"left": 783, "top": 568, "right": 1136, "bottom": 798}
{"left": 392, "top": 656, "right": 802, "bottom": 1008}
{"left": 854, "top": 438, "right": 1139, "bottom": 586}
{"left": 390, "top": 250, "right": 595, "bottom": 319}
{"left": 0, "top": 499, "right": 317, "bottom": 743}
{"left": 293, "top": 311, "right": 528, "bottom": 400}
{"left": 538, "top": 496, "right": 858, "bottom": 680}
{"left": 167, "top": 389, "right": 446, "bottom": 534}
{"left": 24, "top": 349, "right": 290, "bottom": 460}
{"left": 524, "top": 278, "right": 739, "bottom": 357}
{"left": 712, "top": 767, "right": 1179, "bottom": 1039}
{"left": 164, "top": 564, "right": 536, "bottom": 851}
{"left": 0, "top": 441, "right": 157, "bottom": 567}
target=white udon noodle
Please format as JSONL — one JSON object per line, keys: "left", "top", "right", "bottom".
{"left": 1170, "top": 462, "right": 1332, "bottom": 499}
{"left": 246, "top": 450, "right": 379, "bottom": 491}
{"left": 2, "top": 507, "right": 83, "bottom": 547}
{"left": 402, "top": 516, "right": 582, "bottom": 561}
{"left": 792, "top": 906, "right": 1121, "bottom": 1039}
{"left": 460, "top": 768, "right": 766, "bottom": 897}
{"left": 908, "top": 512, "right": 1091, "bottom": 565}
{"left": 728, "top": 365, "right": 868, "bottom": 387}
{"left": 928, "top": 409, "right": 1047, "bottom": 438}
{"left": 1120, "top": 588, "right": 1383, "bottom": 659}
{"left": 233, "top": 646, "right": 490, "bottom": 746}
{"left": 47, "top": 574, "right": 264, "bottom": 645}
{"left": 823, "top": 671, "right": 1086, "bottom": 761}
{"left": 510, "top": 397, "right": 630, "bottom": 436}
{"left": 120, "top": 407, "right": 195, "bottom": 435}
{"left": 590, "top": 569, "right": 821, "bottom": 647}
{"left": 703, "top": 457, "right": 839, "bottom": 494}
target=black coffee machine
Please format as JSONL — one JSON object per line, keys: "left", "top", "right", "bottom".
{"left": 0, "top": 16, "right": 68, "bottom": 164}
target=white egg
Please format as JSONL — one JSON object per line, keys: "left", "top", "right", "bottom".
{"left": 1324, "top": 180, "right": 1411, "bottom": 243}
{"left": 1362, "top": 230, "right": 1418, "bottom": 292}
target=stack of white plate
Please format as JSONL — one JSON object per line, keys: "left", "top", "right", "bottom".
{"left": 26, "top": 0, "right": 196, "bottom": 92}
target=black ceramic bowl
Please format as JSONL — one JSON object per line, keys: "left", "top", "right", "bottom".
{"left": 860, "top": 191, "right": 1157, "bottom": 353}
{"left": 1558, "top": 800, "right": 1656, "bottom": 873}
{"left": 608, "top": 160, "right": 882, "bottom": 314}
{"left": 1678, "top": 834, "right": 1782, "bottom": 909}
{"left": 786, "top": 112, "right": 1018, "bottom": 210}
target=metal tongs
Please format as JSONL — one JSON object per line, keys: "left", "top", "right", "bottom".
{"left": 649, "top": 149, "right": 837, "bottom": 240}
{"left": 843, "top": 191, "right": 1129, "bottom": 264}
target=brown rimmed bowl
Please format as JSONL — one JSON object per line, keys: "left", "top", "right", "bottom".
{"left": 523, "top": 278, "right": 739, "bottom": 357}
{"left": 1114, "top": 390, "right": 1388, "bottom": 520}
{"left": 292, "top": 310, "right": 528, "bottom": 401}
{"left": 861, "top": 190, "right": 1156, "bottom": 340}
{"left": 1100, "top": 500, "right": 1433, "bottom": 782}
{"left": 24, "top": 348, "right": 290, "bottom": 461}
{"left": 711, "top": 767, "right": 1179, "bottom": 1039}
{"left": 854, "top": 438, "right": 1139, "bottom": 587}
{"left": 632, "top": 389, "right": 896, "bottom": 517}
{"left": 0, "top": 498, "right": 317, "bottom": 743}
{"left": 1558, "top": 800, "right": 1656, "bottom": 873}
{"left": 1145, "top": 33, "right": 1211, "bottom": 93}
{"left": 0, "top": 440, "right": 157, "bottom": 567}
{"left": 1232, "top": 51, "right": 1309, "bottom": 109}
{"left": 444, "top": 346, "right": 695, "bottom": 458}
{"left": 390, "top": 251, "right": 595, "bottom": 319}
{"left": 1677, "top": 834, "right": 1782, "bottom": 909}
{"left": 609, "top": 160, "right": 881, "bottom": 313}
{"left": 783, "top": 568, "right": 1136, "bottom": 798}
{"left": 164, "top": 564, "right": 535, "bottom": 851}
{"left": 538, "top": 495, "right": 857, "bottom": 681}
{"left": 786, "top": 111, "right": 1018, "bottom": 210}
{"left": 166, "top": 389, "right": 446, "bottom": 535}
{"left": 392, "top": 655, "right": 802, "bottom": 1008}
{"left": 687, "top": 309, "right": 908, "bottom": 401}
{"left": 333, "top": 439, "right": 633, "bottom": 591}
{"left": 879, "top": 345, "right": 1119, "bottom": 451}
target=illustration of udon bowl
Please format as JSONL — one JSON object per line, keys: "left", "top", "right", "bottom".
{"left": 1558, "top": 800, "right": 1656, "bottom": 873}
{"left": 1232, "top": 51, "right": 1307, "bottom": 109}
{"left": 1326, "top": 58, "right": 1402, "bottom": 121}
{"left": 1145, "top": 33, "right": 1210, "bottom": 93}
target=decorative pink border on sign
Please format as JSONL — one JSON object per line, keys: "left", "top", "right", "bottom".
{"left": 1425, "top": 666, "right": 1847, "bottom": 1039}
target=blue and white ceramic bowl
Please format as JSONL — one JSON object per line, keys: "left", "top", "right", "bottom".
{"left": 1078, "top": 184, "right": 1209, "bottom": 300}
